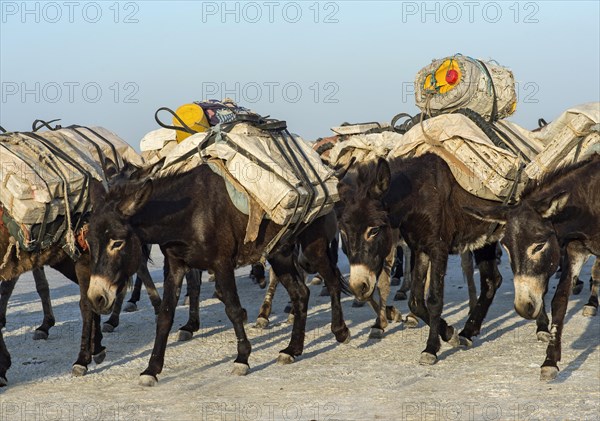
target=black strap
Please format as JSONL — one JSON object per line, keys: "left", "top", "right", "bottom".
{"left": 477, "top": 60, "right": 499, "bottom": 123}
{"left": 32, "top": 119, "right": 61, "bottom": 132}
{"left": 155, "top": 107, "right": 205, "bottom": 135}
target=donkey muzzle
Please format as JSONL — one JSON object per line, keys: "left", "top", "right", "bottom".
{"left": 349, "top": 264, "right": 376, "bottom": 301}
{"left": 513, "top": 275, "right": 545, "bottom": 319}
{"left": 88, "top": 275, "right": 117, "bottom": 315}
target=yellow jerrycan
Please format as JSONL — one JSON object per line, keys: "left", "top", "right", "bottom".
{"left": 173, "top": 103, "right": 209, "bottom": 142}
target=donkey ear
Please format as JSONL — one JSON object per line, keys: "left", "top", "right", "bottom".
{"left": 535, "top": 191, "right": 569, "bottom": 219}
{"left": 118, "top": 180, "right": 153, "bottom": 217}
{"left": 464, "top": 205, "right": 509, "bottom": 224}
{"left": 89, "top": 179, "right": 107, "bottom": 210}
{"left": 369, "top": 158, "right": 391, "bottom": 199}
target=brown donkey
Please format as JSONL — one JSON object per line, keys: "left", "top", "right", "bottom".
{"left": 467, "top": 153, "right": 600, "bottom": 380}
{"left": 337, "top": 153, "right": 551, "bottom": 365}
{"left": 85, "top": 163, "right": 349, "bottom": 386}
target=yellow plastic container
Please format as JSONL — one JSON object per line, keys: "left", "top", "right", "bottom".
{"left": 173, "top": 103, "right": 209, "bottom": 142}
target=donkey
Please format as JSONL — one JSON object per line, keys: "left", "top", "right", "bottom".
{"left": 466, "top": 154, "right": 600, "bottom": 380}
{"left": 0, "top": 238, "right": 201, "bottom": 339}
{"left": 338, "top": 153, "right": 551, "bottom": 365}
{"left": 0, "top": 229, "right": 104, "bottom": 386}
{"left": 85, "top": 163, "right": 350, "bottom": 386}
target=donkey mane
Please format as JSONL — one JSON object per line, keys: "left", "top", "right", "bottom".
{"left": 107, "top": 164, "right": 198, "bottom": 201}
{"left": 520, "top": 153, "right": 600, "bottom": 199}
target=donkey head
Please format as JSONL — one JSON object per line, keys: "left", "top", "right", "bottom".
{"left": 86, "top": 175, "right": 153, "bottom": 314}
{"left": 338, "top": 158, "right": 394, "bottom": 301}
{"left": 467, "top": 191, "right": 569, "bottom": 319}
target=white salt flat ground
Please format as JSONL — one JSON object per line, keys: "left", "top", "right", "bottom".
{"left": 0, "top": 248, "right": 598, "bottom": 421}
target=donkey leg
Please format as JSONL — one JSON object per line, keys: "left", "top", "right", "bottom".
{"left": 319, "top": 262, "right": 350, "bottom": 344}
{"left": 369, "top": 245, "right": 395, "bottom": 338}
{"left": 307, "top": 235, "right": 350, "bottom": 344}
{"left": 139, "top": 262, "right": 162, "bottom": 315}
{"left": 72, "top": 293, "right": 95, "bottom": 377}
{"left": 31, "top": 268, "right": 56, "bottom": 340}
{"left": 123, "top": 274, "right": 143, "bottom": 313}
{"left": 0, "top": 328, "right": 10, "bottom": 386}
{"left": 459, "top": 243, "right": 503, "bottom": 346}
{"left": 420, "top": 252, "right": 456, "bottom": 365}
{"left": 255, "top": 267, "right": 279, "bottom": 328}
{"left": 250, "top": 262, "right": 267, "bottom": 289}
{"left": 460, "top": 251, "right": 477, "bottom": 314}
{"left": 394, "top": 243, "right": 412, "bottom": 300}
{"left": 92, "top": 312, "right": 107, "bottom": 364}
{"left": 102, "top": 284, "right": 127, "bottom": 332}
{"left": 178, "top": 269, "right": 202, "bottom": 341}
{"left": 125, "top": 244, "right": 153, "bottom": 312}
{"left": 214, "top": 266, "right": 252, "bottom": 375}
{"left": 0, "top": 277, "right": 17, "bottom": 329}
{"left": 270, "top": 248, "right": 309, "bottom": 364}
{"left": 140, "top": 259, "right": 186, "bottom": 386}
{"left": 582, "top": 258, "right": 599, "bottom": 317}
{"left": 535, "top": 296, "right": 551, "bottom": 342}
{"left": 408, "top": 251, "right": 430, "bottom": 330}
{"left": 541, "top": 244, "right": 587, "bottom": 380}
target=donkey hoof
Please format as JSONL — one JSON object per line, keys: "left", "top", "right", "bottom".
{"left": 459, "top": 336, "right": 473, "bottom": 347}
{"left": 540, "top": 366, "right": 559, "bottom": 381}
{"left": 338, "top": 328, "right": 351, "bottom": 344}
{"left": 394, "top": 291, "right": 407, "bottom": 301}
{"left": 447, "top": 328, "right": 460, "bottom": 347}
{"left": 310, "top": 276, "right": 323, "bottom": 286}
{"left": 102, "top": 323, "right": 115, "bottom": 333}
{"left": 231, "top": 362, "right": 250, "bottom": 376}
{"left": 0, "top": 376, "right": 7, "bottom": 387}
{"left": 258, "top": 278, "right": 267, "bottom": 289}
{"left": 369, "top": 328, "right": 384, "bottom": 340}
{"left": 352, "top": 299, "right": 366, "bottom": 308}
{"left": 177, "top": 330, "right": 193, "bottom": 342}
{"left": 319, "top": 286, "right": 330, "bottom": 297}
{"left": 390, "top": 277, "right": 401, "bottom": 286}
{"left": 254, "top": 317, "right": 269, "bottom": 329}
{"left": 139, "top": 374, "right": 158, "bottom": 387}
{"left": 123, "top": 302, "right": 138, "bottom": 313}
{"left": 405, "top": 315, "right": 419, "bottom": 328}
{"left": 71, "top": 364, "right": 87, "bottom": 377}
{"left": 277, "top": 353, "right": 295, "bottom": 365}
{"left": 582, "top": 305, "right": 597, "bottom": 317}
{"left": 183, "top": 296, "right": 190, "bottom": 306}
{"left": 33, "top": 329, "right": 49, "bottom": 340}
{"left": 386, "top": 306, "right": 402, "bottom": 322}
{"left": 286, "top": 313, "right": 295, "bottom": 324}
{"left": 283, "top": 304, "right": 292, "bottom": 314}
{"left": 419, "top": 352, "right": 437, "bottom": 365}
{"left": 572, "top": 280, "right": 584, "bottom": 295}
{"left": 93, "top": 349, "right": 107, "bottom": 364}
{"left": 536, "top": 331, "right": 551, "bottom": 342}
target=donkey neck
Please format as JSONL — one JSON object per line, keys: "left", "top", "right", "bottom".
{"left": 532, "top": 158, "right": 600, "bottom": 239}
{"left": 129, "top": 167, "right": 206, "bottom": 245}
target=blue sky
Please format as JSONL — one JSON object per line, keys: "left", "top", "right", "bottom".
{"left": 1, "top": 1, "right": 599, "bottom": 149}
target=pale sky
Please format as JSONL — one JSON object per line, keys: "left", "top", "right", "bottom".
{"left": 1, "top": 1, "right": 599, "bottom": 149}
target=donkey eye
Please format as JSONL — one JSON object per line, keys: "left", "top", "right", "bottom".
{"left": 367, "top": 227, "right": 381, "bottom": 238}
{"left": 110, "top": 240, "right": 125, "bottom": 250}
{"left": 532, "top": 242, "right": 545, "bottom": 254}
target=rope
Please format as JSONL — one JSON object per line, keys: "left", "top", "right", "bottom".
{"left": 0, "top": 237, "right": 18, "bottom": 271}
